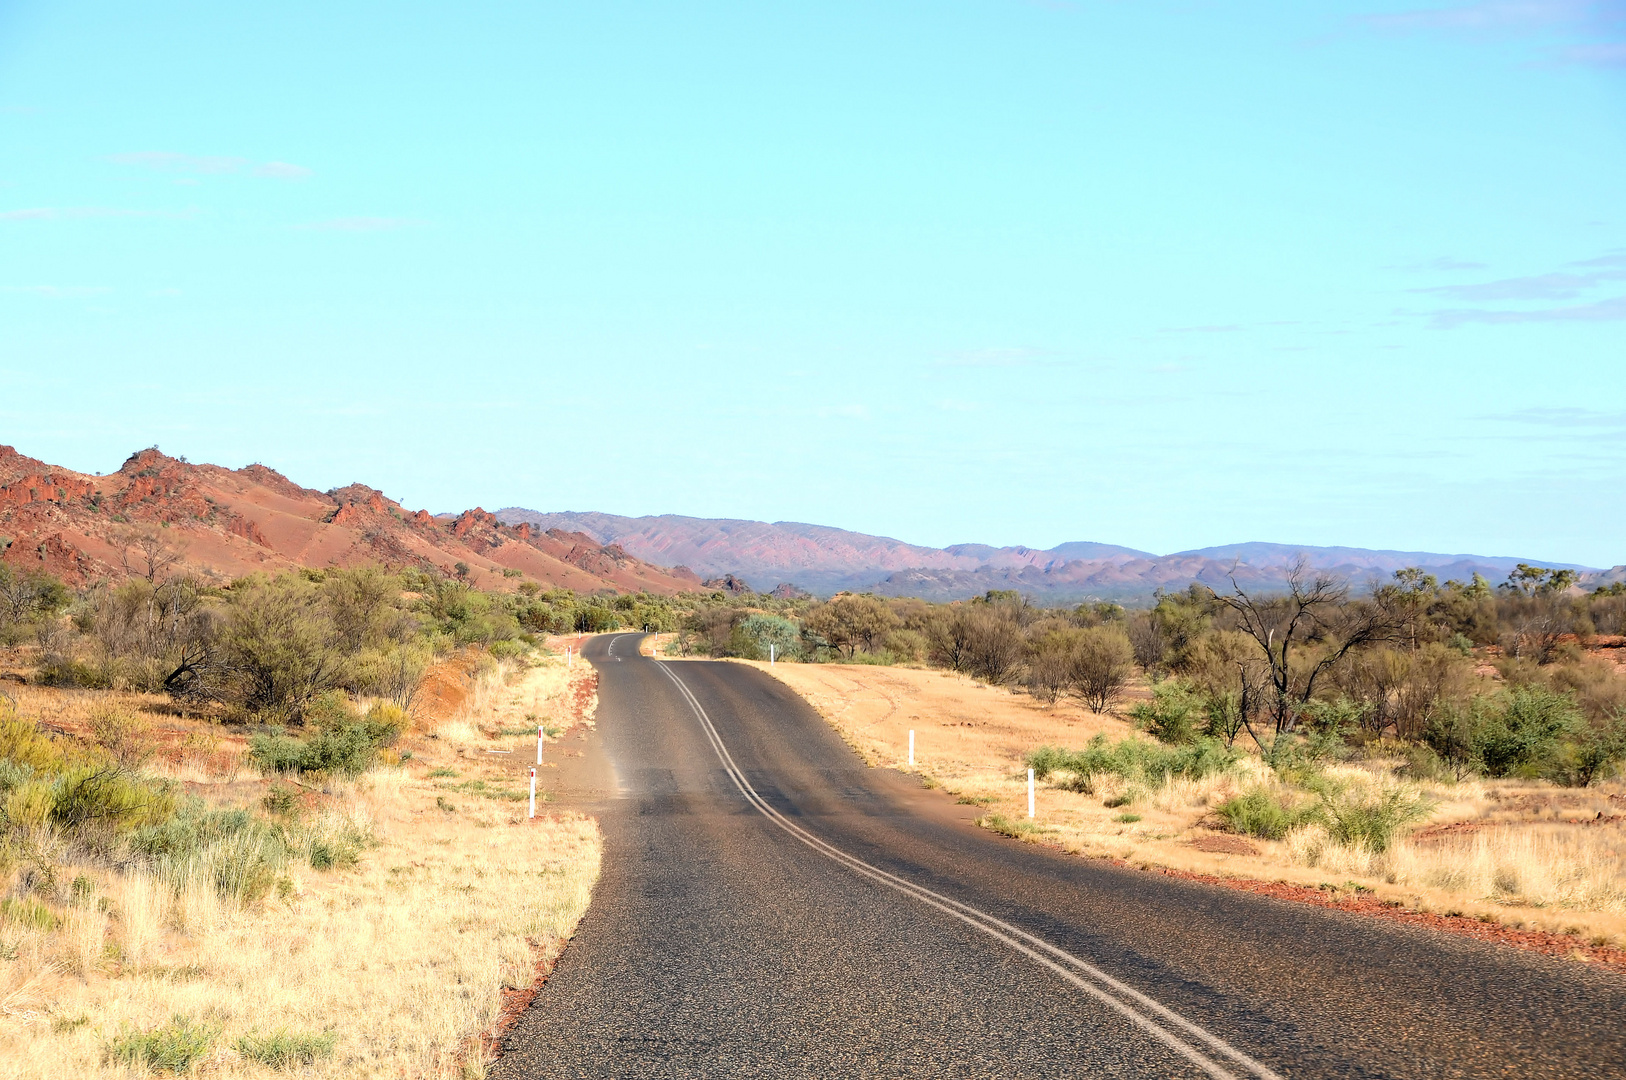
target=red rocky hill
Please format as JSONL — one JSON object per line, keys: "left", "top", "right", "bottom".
{"left": 0, "top": 444, "right": 698, "bottom": 593}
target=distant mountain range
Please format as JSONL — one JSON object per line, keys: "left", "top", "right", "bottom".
{"left": 495, "top": 509, "right": 1614, "bottom": 603}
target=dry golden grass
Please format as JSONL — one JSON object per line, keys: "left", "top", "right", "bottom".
{"left": 0, "top": 650, "right": 602, "bottom": 1078}
{"left": 749, "top": 660, "right": 1626, "bottom": 947}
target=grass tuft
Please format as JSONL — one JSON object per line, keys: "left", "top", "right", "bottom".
{"left": 235, "top": 1027, "right": 337, "bottom": 1069}
{"left": 104, "top": 1014, "right": 220, "bottom": 1074}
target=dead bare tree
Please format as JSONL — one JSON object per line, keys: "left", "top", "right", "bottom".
{"left": 119, "top": 525, "right": 188, "bottom": 584}
{"left": 1208, "top": 558, "right": 1397, "bottom": 738}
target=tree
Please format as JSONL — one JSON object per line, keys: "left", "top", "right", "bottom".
{"left": 803, "top": 595, "right": 898, "bottom": 660}
{"left": 1208, "top": 559, "right": 1397, "bottom": 739}
{"left": 0, "top": 565, "right": 69, "bottom": 629}
{"left": 1071, "top": 626, "right": 1134, "bottom": 713}
{"left": 962, "top": 605, "right": 1025, "bottom": 685}
{"left": 118, "top": 525, "right": 187, "bottom": 584}
{"left": 1025, "top": 628, "right": 1081, "bottom": 704}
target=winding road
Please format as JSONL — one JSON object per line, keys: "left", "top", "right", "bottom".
{"left": 491, "top": 633, "right": 1626, "bottom": 1079}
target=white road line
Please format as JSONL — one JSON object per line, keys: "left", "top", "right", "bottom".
{"left": 648, "top": 652, "right": 1283, "bottom": 1080}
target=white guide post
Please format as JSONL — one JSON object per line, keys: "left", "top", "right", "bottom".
{"left": 908, "top": 729, "right": 915, "bottom": 766}
{"left": 529, "top": 767, "right": 537, "bottom": 819}
{"left": 537, "top": 724, "right": 544, "bottom": 766}
{"left": 566, "top": 645, "right": 572, "bottom": 668}
{"left": 769, "top": 643, "right": 775, "bottom": 665}
{"left": 1028, "top": 768, "right": 1035, "bottom": 819}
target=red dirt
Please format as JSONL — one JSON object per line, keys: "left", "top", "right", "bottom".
{"left": 484, "top": 934, "right": 572, "bottom": 1064}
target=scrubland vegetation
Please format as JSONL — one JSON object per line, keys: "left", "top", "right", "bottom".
{"left": 0, "top": 561, "right": 605, "bottom": 1076}
{"left": 727, "top": 562, "right": 1626, "bottom": 947}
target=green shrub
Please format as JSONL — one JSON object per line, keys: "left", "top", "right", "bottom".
{"left": 1216, "top": 788, "right": 1304, "bottom": 840}
{"left": 248, "top": 713, "right": 392, "bottom": 778}
{"left": 1026, "top": 734, "right": 1239, "bottom": 792}
{"left": 1316, "top": 783, "right": 1431, "bottom": 852}
{"left": 1475, "top": 686, "right": 1583, "bottom": 778}
{"left": 978, "top": 813, "right": 1049, "bottom": 840}
{"left": 1128, "top": 680, "right": 1207, "bottom": 744}
{"left": 245, "top": 732, "right": 306, "bottom": 774}
{"left": 51, "top": 765, "right": 175, "bottom": 836}
{"left": 235, "top": 1028, "right": 337, "bottom": 1068}
{"left": 262, "top": 785, "right": 300, "bottom": 817}
{"left": 0, "top": 896, "right": 59, "bottom": 930}
{"left": 133, "top": 804, "right": 289, "bottom": 904}
{"left": 104, "top": 1015, "right": 220, "bottom": 1074}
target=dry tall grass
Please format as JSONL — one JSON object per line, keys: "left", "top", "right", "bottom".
{"left": 0, "top": 650, "right": 603, "bottom": 1078}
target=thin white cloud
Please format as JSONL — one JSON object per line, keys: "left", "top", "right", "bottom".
{"left": 0, "top": 285, "right": 111, "bottom": 298}
{"left": 0, "top": 206, "right": 195, "bottom": 222}
{"left": 298, "top": 217, "right": 422, "bottom": 232}
{"left": 109, "top": 151, "right": 312, "bottom": 179}
{"left": 1390, "top": 256, "right": 1490, "bottom": 270}
{"left": 1432, "top": 293, "right": 1626, "bottom": 326}
{"left": 1415, "top": 269, "right": 1625, "bottom": 300}
{"left": 1497, "top": 407, "right": 1626, "bottom": 427}
{"left": 933, "top": 346, "right": 1052, "bottom": 368}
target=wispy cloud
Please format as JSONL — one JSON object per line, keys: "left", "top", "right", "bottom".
{"left": 297, "top": 217, "right": 422, "bottom": 232}
{"left": 109, "top": 151, "right": 312, "bottom": 179}
{"left": 1356, "top": 1, "right": 1626, "bottom": 66}
{"left": 1415, "top": 269, "right": 1625, "bottom": 300}
{"left": 1496, "top": 406, "right": 1626, "bottom": 427}
{"left": 1557, "top": 38, "right": 1626, "bottom": 60}
{"left": 1360, "top": 1, "right": 1604, "bottom": 34}
{"left": 1162, "top": 324, "right": 1241, "bottom": 333}
{"left": 0, "top": 285, "right": 111, "bottom": 298}
{"left": 0, "top": 206, "right": 195, "bottom": 222}
{"left": 1391, "top": 256, "right": 1490, "bottom": 271}
{"left": 1431, "top": 293, "right": 1626, "bottom": 326}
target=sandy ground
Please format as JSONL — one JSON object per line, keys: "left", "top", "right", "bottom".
{"left": 746, "top": 660, "right": 1626, "bottom": 961}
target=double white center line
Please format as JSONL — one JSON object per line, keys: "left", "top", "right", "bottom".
{"left": 652, "top": 656, "right": 1283, "bottom": 1080}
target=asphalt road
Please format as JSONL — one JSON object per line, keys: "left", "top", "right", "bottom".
{"left": 492, "top": 634, "right": 1626, "bottom": 1079}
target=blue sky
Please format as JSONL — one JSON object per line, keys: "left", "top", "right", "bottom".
{"left": 1, "top": 1, "right": 1622, "bottom": 566}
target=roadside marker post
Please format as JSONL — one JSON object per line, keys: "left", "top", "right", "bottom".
{"left": 769, "top": 643, "right": 775, "bottom": 665}
{"left": 537, "top": 724, "right": 544, "bottom": 766}
{"left": 566, "top": 645, "right": 572, "bottom": 668}
{"left": 1028, "top": 768, "right": 1035, "bottom": 818}
{"left": 528, "top": 767, "right": 537, "bottom": 819}
{"left": 908, "top": 729, "right": 915, "bottom": 766}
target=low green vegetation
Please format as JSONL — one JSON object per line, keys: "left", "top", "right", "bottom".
{"left": 104, "top": 1015, "right": 220, "bottom": 1074}
{"left": 234, "top": 1027, "right": 337, "bottom": 1069}
{"left": 1026, "top": 734, "right": 1240, "bottom": 793}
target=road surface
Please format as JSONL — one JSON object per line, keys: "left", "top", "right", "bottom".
{"left": 492, "top": 633, "right": 1626, "bottom": 1079}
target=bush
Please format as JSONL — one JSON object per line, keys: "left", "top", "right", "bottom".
{"left": 51, "top": 765, "right": 175, "bottom": 838}
{"left": 235, "top": 1028, "right": 337, "bottom": 1069}
{"left": 1315, "top": 782, "right": 1431, "bottom": 852}
{"left": 1128, "top": 680, "right": 1208, "bottom": 744}
{"left": 133, "top": 803, "right": 289, "bottom": 904}
{"left": 0, "top": 896, "right": 60, "bottom": 930}
{"left": 1026, "top": 734, "right": 1238, "bottom": 792}
{"left": 1073, "top": 626, "right": 1135, "bottom": 712}
{"left": 247, "top": 702, "right": 398, "bottom": 778}
{"left": 1216, "top": 788, "right": 1305, "bottom": 840}
{"left": 105, "top": 1015, "right": 220, "bottom": 1074}
{"left": 1475, "top": 686, "right": 1583, "bottom": 778}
